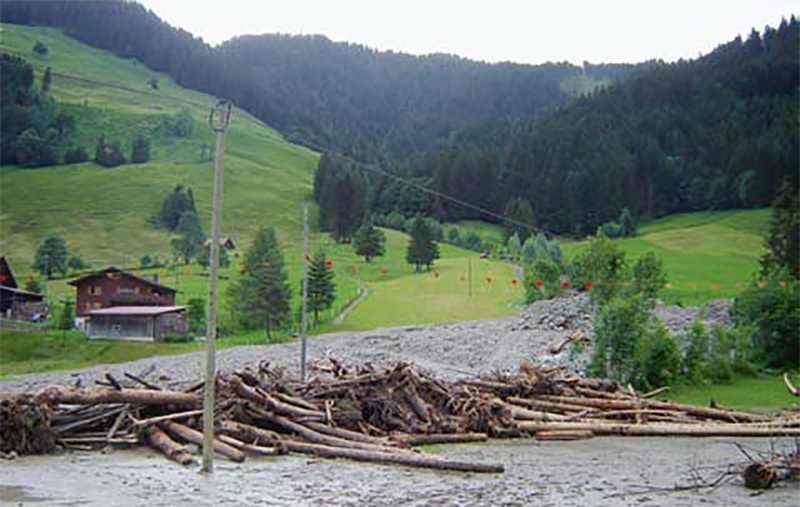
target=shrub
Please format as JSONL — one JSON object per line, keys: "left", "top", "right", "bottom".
{"left": 524, "top": 260, "right": 563, "bottom": 303}
{"left": 570, "top": 229, "right": 627, "bottom": 306}
{"left": 631, "top": 252, "right": 667, "bottom": 301}
{"left": 635, "top": 324, "right": 681, "bottom": 390}
{"left": 64, "top": 145, "right": 88, "bottom": 164}
{"left": 731, "top": 270, "right": 799, "bottom": 368}
{"left": 589, "top": 294, "right": 650, "bottom": 382}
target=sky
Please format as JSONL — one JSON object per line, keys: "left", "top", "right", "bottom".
{"left": 138, "top": 0, "right": 798, "bottom": 65}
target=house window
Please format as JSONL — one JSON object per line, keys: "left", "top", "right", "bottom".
{"left": 118, "top": 287, "right": 134, "bottom": 294}
{"left": 134, "top": 287, "right": 140, "bottom": 295}
{"left": 89, "top": 285, "right": 102, "bottom": 295}
{"left": 92, "top": 302, "right": 102, "bottom": 310}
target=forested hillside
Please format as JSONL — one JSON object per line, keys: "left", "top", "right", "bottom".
{"left": 2, "top": 1, "right": 796, "bottom": 239}
{"left": 379, "top": 18, "right": 798, "bottom": 233}
{"left": 0, "top": 0, "right": 630, "bottom": 161}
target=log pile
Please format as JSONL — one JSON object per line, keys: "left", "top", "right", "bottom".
{"left": 1, "top": 362, "right": 798, "bottom": 473}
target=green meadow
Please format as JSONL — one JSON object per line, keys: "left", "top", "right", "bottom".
{"left": 561, "top": 209, "right": 771, "bottom": 305}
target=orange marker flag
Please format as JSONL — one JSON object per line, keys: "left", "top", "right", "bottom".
{"left": 561, "top": 281, "right": 569, "bottom": 288}
{"left": 586, "top": 282, "right": 593, "bottom": 290}
{"left": 325, "top": 260, "right": 333, "bottom": 268}
{"left": 712, "top": 282, "right": 720, "bottom": 290}
{"left": 511, "top": 278, "right": 518, "bottom": 286}
{"left": 535, "top": 279, "right": 543, "bottom": 288}
{"left": 665, "top": 282, "right": 673, "bottom": 288}
{"left": 485, "top": 276, "right": 493, "bottom": 284}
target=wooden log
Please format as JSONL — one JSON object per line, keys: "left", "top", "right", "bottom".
{"left": 506, "top": 397, "right": 587, "bottom": 414}
{"left": 394, "top": 433, "right": 488, "bottom": 446}
{"left": 219, "top": 421, "right": 503, "bottom": 473}
{"left": 217, "top": 434, "right": 282, "bottom": 456}
{"left": 131, "top": 409, "right": 206, "bottom": 427}
{"left": 37, "top": 387, "right": 199, "bottom": 408}
{"left": 257, "top": 412, "right": 401, "bottom": 453}
{"left": 538, "top": 395, "right": 771, "bottom": 423}
{"left": 59, "top": 436, "right": 138, "bottom": 445}
{"left": 160, "top": 421, "right": 245, "bottom": 463}
{"left": 234, "top": 382, "right": 325, "bottom": 421}
{"left": 105, "top": 405, "right": 130, "bottom": 441}
{"left": 53, "top": 405, "right": 126, "bottom": 435}
{"left": 124, "top": 372, "right": 162, "bottom": 391}
{"left": 272, "top": 392, "right": 320, "bottom": 412}
{"left": 141, "top": 425, "right": 195, "bottom": 465}
{"left": 534, "top": 430, "right": 594, "bottom": 441}
{"left": 495, "top": 400, "right": 567, "bottom": 421}
{"left": 784, "top": 373, "right": 799, "bottom": 397}
{"left": 302, "top": 421, "right": 401, "bottom": 448}
{"left": 516, "top": 421, "right": 800, "bottom": 437}
{"left": 641, "top": 386, "right": 669, "bottom": 399}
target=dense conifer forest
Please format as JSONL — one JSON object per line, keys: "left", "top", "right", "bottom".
{"left": 2, "top": 1, "right": 797, "bottom": 237}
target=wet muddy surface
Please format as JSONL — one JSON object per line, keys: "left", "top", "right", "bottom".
{"left": 1, "top": 437, "right": 797, "bottom": 506}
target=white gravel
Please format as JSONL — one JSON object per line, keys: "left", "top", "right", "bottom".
{"left": 0, "top": 294, "right": 732, "bottom": 394}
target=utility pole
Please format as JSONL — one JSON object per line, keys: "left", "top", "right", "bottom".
{"left": 201, "top": 99, "right": 232, "bottom": 474}
{"left": 468, "top": 258, "right": 472, "bottom": 297}
{"left": 301, "top": 205, "right": 309, "bottom": 381}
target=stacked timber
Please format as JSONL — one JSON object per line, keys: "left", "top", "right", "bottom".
{"left": 1, "top": 362, "right": 798, "bottom": 473}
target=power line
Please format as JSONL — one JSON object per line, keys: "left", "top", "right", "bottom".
{"left": 2, "top": 48, "right": 540, "bottom": 236}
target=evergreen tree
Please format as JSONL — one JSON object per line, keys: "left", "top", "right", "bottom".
{"left": 406, "top": 215, "right": 439, "bottom": 272}
{"left": 131, "top": 134, "right": 150, "bottom": 163}
{"left": 94, "top": 135, "right": 125, "bottom": 167}
{"left": 353, "top": 215, "right": 386, "bottom": 262}
{"left": 229, "top": 227, "right": 292, "bottom": 340}
{"left": 306, "top": 250, "right": 336, "bottom": 322}
{"left": 57, "top": 300, "right": 74, "bottom": 330}
{"left": 186, "top": 297, "right": 206, "bottom": 336}
{"left": 503, "top": 197, "right": 535, "bottom": 243}
{"left": 159, "top": 185, "right": 196, "bottom": 230}
{"left": 172, "top": 211, "right": 204, "bottom": 264}
{"left": 41, "top": 66, "right": 52, "bottom": 95}
{"left": 318, "top": 155, "right": 366, "bottom": 243}
{"left": 619, "top": 208, "right": 636, "bottom": 237}
{"left": 33, "top": 234, "right": 68, "bottom": 278}
{"left": 760, "top": 181, "right": 800, "bottom": 278}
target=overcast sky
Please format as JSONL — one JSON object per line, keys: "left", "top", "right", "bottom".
{"left": 138, "top": 0, "right": 797, "bottom": 65}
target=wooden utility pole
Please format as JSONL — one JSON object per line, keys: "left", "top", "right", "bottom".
{"left": 202, "top": 99, "right": 232, "bottom": 474}
{"left": 301, "top": 205, "right": 309, "bottom": 381}
{"left": 468, "top": 258, "right": 472, "bottom": 297}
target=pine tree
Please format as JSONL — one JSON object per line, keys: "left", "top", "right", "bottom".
{"left": 760, "top": 181, "right": 800, "bottom": 278}
{"left": 41, "top": 66, "right": 52, "bottom": 95}
{"left": 33, "top": 235, "right": 68, "bottom": 278}
{"left": 353, "top": 215, "right": 386, "bottom": 262}
{"left": 307, "top": 250, "right": 336, "bottom": 322}
{"left": 131, "top": 134, "right": 150, "bottom": 163}
{"left": 229, "top": 227, "right": 292, "bottom": 340}
{"left": 406, "top": 215, "right": 439, "bottom": 272}
{"left": 503, "top": 197, "right": 535, "bottom": 243}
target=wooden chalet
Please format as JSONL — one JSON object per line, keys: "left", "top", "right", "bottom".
{"left": 0, "top": 256, "right": 46, "bottom": 321}
{"left": 204, "top": 237, "right": 237, "bottom": 251}
{"left": 68, "top": 267, "right": 187, "bottom": 341}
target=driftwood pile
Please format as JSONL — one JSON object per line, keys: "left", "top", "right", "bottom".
{"left": 1, "top": 362, "right": 799, "bottom": 474}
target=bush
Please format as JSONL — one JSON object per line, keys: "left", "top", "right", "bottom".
{"left": 570, "top": 229, "right": 627, "bottom": 306}
{"left": 589, "top": 294, "right": 650, "bottom": 382}
{"left": 524, "top": 260, "right": 563, "bottom": 303}
{"left": 601, "top": 221, "right": 623, "bottom": 238}
{"left": 731, "top": 271, "right": 799, "bottom": 368}
{"left": 681, "top": 320, "right": 710, "bottom": 382}
{"left": 64, "top": 145, "right": 88, "bottom": 164}
{"left": 635, "top": 324, "right": 681, "bottom": 390}
{"left": 33, "top": 41, "right": 48, "bottom": 55}
{"left": 631, "top": 252, "right": 667, "bottom": 301}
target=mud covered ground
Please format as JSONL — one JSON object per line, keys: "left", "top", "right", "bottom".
{"left": 4, "top": 295, "right": 791, "bottom": 506}
{"left": 1, "top": 437, "right": 797, "bottom": 506}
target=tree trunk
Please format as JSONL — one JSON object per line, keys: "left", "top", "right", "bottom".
{"left": 36, "top": 386, "right": 200, "bottom": 408}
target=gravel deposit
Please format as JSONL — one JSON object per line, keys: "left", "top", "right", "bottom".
{"left": 0, "top": 294, "right": 733, "bottom": 394}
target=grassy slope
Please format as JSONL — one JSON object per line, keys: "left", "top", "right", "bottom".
{"left": 561, "top": 209, "right": 771, "bottom": 305}
{"left": 0, "top": 24, "right": 523, "bottom": 346}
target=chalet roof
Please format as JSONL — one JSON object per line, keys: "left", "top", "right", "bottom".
{"left": 87, "top": 306, "right": 186, "bottom": 316}
{"left": 0, "top": 285, "right": 45, "bottom": 300}
{"left": 0, "top": 256, "right": 19, "bottom": 289}
{"left": 67, "top": 267, "right": 178, "bottom": 293}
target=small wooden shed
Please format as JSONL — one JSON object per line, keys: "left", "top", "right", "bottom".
{"left": 86, "top": 306, "right": 188, "bottom": 341}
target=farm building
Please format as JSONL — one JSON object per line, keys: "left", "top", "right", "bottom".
{"left": 0, "top": 256, "right": 46, "bottom": 321}
{"left": 68, "top": 267, "right": 187, "bottom": 341}
{"left": 85, "top": 306, "right": 189, "bottom": 341}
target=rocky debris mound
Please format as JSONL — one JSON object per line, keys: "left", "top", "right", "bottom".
{"left": 654, "top": 299, "right": 733, "bottom": 335}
